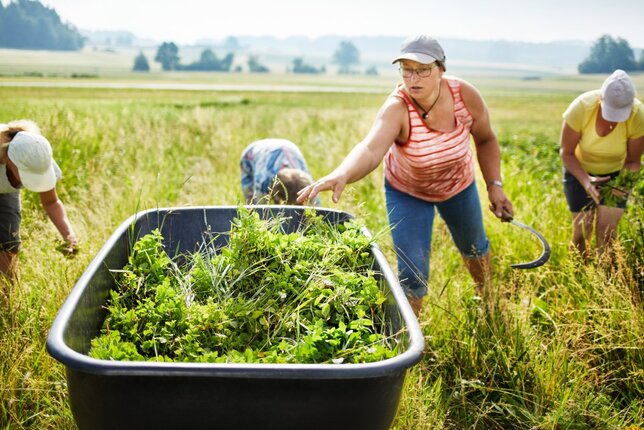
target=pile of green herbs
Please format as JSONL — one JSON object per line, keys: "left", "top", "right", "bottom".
{"left": 89, "top": 208, "right": 399, "bottom": 364}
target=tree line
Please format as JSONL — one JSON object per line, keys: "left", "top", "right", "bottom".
{"left": 0, "top": 0, "right": 83, "bottom": 51}
{"left": 578, "top": 35, "right": 644, "bottom": 73}
{"left": 146, "top": 42, "right": 234, "bottom": 72}
{"left": 141, "top": 35, "right": 644, "bottom": 76}
{"left": 133, "top": 40, "right": 363, "bottom": 74}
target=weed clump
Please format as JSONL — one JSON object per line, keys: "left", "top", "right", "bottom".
{"left": 89, "top": 208, "right": 398, "bottom": 364}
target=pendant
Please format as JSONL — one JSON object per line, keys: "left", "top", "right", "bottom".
{"left": 422, "top": 112, "right": 428, "bottom": 120}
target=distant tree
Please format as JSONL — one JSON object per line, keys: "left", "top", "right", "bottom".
{"left": 291, "top": 57, "right": 324, "bottom": 74}
{"left": 219, "top": 53, "right": 234, "bottom": 71}
{"left": 0, "top": 0, "right": 84, "bottom": 50}
{"left": 154, "top": 42, "right": 180, "bottom": 71}
{"left": 132, "top": 51, "right": 150, "bottom": 72}
{"left": 639, "top": 50, "right": 644, "bottom": 71}
{"left": 578, "top": 35, "right": 637, "bottom": 73}
{"left": 182, "top": 49, "right": 235, "bottom": 71}
{"left": 248, "top": 55, "right": 269, "bottom": 73}
{"left": 365, "top": 66, "right": 378, "bottom": 76}
{"left": 220, "top": 52, "right": 235, "bottom": 72}
{"left": 333, "top": 40, "right": 360, "bottom": 74}
{"left": 196, "top": 48, "right": 219, "bottom": 70}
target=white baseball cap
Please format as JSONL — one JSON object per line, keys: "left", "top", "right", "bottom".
{"left": 392, "top": 35, "right": 446, "bottom": 65}
{"left": 7, "top": 131, "right": 57, "bottom": 192}
{"left": 601, "top": 69, "right": 636, "bottom": 123}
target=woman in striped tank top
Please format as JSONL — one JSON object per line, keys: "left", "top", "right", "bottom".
{"left": 298, "top": 35, "right": 513, "bottom": 315}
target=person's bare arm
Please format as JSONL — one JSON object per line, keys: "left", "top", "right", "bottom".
{"left": 297, "top": 97, "right": 405, "bottom": 203}
{"left": 624, "top": 135, "right": 643, "bottom": 174}
{"left": 460, "top": 80, "right": 513, "bottom": 219}
{"left": 40, "top": 189, "right": 78, "bottom": 253}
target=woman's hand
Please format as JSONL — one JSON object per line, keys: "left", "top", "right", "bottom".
{"left": 488, "top": 186, "right": 513, "bottom": 221}
{"left": 583, "top": 175, "right": 610, "bottom": 204}
{"left": 297, "top": 172, "right": 348, "bottom": 204}
{"left": 57, "top": 234, "right": 79, "bottom": 257}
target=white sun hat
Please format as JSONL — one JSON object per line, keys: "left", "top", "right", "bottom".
{"left": 7, "top": 131, "right": 58, "bottom": 192}
{"left": 601, "top": 69, "right": 636, "bottom": 122}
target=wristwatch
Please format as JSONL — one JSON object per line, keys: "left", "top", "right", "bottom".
{"left": 487, "top": 180, "right": 503, "bottom": 189}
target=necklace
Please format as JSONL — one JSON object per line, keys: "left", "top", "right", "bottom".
{"left": 412, "top": 82, "right": 442, "bottom": 120}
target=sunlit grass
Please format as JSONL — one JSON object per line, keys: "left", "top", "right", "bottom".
{"left": 0, "top": 78, "right": 642, "bottom": 429}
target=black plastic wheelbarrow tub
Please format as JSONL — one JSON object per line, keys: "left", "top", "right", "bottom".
{"left": 47, "top": 206, "right": 424, "bottom": 430}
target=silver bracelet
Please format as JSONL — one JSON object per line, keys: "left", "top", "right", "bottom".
{"left": 487, "top": 180, "right": 503, "bottom": 189}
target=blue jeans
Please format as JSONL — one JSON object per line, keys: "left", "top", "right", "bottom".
{"left": 385, "top": 179, "right": 490, "bottom": 299}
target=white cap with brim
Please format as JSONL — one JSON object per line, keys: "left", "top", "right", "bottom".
{"left": 392, "top": 35, "right": 446, "bottom": 65}
{"left": 601, "top": 69, "right": 636, "bottom": 123}
{"left": 7, "top": 131, "right": 58, "bottom": 192}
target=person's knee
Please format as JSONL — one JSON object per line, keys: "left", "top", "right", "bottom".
{"left": 458, "top": 237, "right": 489, "bottom": 260}
{"left": 596, "top": 206, "right": 623, "bottom": 239}
{"left": 596, "top": 221, "right": 617, "bottom": 242}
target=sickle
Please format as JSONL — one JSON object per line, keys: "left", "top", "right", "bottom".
{"left": 503, "top": 212, "right": 551, "bottom": 269}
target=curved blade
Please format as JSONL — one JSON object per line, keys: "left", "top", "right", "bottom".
{"left": 507, "top": 219, "right": 551, "bottom": 269}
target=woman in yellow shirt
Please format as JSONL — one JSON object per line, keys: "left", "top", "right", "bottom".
{"left": 560, "top": 69, "right": 644, "bottom": 258}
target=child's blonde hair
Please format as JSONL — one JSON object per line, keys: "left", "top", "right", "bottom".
{"left": 0, "top": 120, "right": 41, "bottom": 162}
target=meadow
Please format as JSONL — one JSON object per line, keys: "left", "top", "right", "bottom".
{"left": 0, "top": 70, "right": 643, "bottom": 429}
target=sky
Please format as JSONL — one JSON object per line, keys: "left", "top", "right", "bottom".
{"left": 38, "top": 0, "right": 644, "bottom": 47}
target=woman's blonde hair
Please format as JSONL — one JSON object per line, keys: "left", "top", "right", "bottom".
{"left": 0, "top": 120, "right": 41, "bottom": 162}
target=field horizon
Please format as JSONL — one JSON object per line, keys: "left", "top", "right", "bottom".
{"left": 0, "top": 45, "right": 595, "bottom": 79}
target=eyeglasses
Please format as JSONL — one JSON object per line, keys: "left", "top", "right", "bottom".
{"left": 399, "top": 65, "right": 436, "bottom": 79}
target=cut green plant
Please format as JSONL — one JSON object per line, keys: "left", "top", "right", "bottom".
{"left": 599, "top": 169, "right": 642, "bottom": 207}
{"left": 89, "top": 207, "right": 399, "bottom": 364}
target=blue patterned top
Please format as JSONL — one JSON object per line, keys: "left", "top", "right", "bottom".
{"left": 240, "top": 139, "right": 320, "bottom": 205}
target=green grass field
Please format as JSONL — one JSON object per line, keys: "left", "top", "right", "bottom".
{"left": 0, "top": 66, "right": 643, "bottom": 429}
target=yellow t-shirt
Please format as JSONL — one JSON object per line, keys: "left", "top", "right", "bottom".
{"left": 563, "top": 89, "right": 644, "bottom": 174}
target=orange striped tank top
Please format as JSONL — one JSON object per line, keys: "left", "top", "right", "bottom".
{"left": 384, "top": 79, "right": 475, "bottom": 202}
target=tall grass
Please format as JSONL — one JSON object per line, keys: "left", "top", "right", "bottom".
{"left": 0, "top": 80, "right": 642, "bottom": 429}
